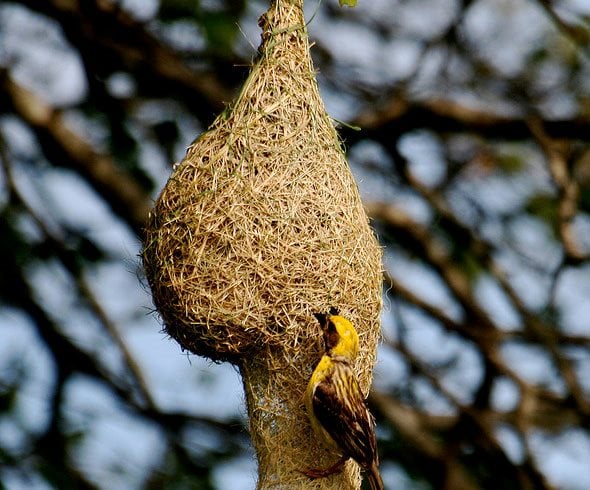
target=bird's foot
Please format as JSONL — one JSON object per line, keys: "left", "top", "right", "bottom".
{"left": 301, "top": 455, "right": 348, "bottom": 479}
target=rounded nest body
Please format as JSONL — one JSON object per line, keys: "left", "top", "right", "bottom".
{"left": 142, "top": 1, "right": 382, "bottom": 364}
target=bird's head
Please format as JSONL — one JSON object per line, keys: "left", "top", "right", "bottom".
{"left": 314, "top": 310, "right": 359, "bottom": 359}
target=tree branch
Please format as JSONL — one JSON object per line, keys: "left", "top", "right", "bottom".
{"left": 0, "top": 71, "right": 151, "bottom": 234}
{"left": 341, "top": 97, "right": 590, "bottom": 145}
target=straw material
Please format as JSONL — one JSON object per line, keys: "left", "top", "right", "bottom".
{"left": 142, "top": 1, "right": 382, "bottom": 488}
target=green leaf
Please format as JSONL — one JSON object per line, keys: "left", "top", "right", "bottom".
{"left": 525, "top": 193, "right": 558, "bottom": 226}
{"left": 496, "top": 152, "right": 525, "bottom": 173}
{"left": 202, "top": 11, "right": 239, "bottom": 55}
{"left": 339, "top": 0, "right": 358, "bottom": 6}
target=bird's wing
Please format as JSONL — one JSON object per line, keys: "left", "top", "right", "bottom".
{"left": 312, "top": 360, "right": 378, "bottom": 467}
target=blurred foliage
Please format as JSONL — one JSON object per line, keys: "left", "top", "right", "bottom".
{"left": 0, "top": 0, "right": 589, "bottom": 489}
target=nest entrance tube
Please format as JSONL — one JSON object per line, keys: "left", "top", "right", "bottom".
{"left": 142, "top": 1, "right": 382, "bottom": 488}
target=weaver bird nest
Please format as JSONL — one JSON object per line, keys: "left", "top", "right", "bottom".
{"left": 142, "top": 1, "right": 382, "bottom": 488}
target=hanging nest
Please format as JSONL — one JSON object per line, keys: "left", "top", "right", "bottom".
{"left": 142, "top": 1, "right": 382, "bottom": 488}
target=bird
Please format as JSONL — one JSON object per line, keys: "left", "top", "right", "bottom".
{"left": 304, "top": 309, "right": 384, "bottom": 490}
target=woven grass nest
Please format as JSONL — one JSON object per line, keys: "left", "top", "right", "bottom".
{"left": 143, "top": 1, "right": 382, "bottom": 488}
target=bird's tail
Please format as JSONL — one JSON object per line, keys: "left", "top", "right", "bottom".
{"left": 367, "top": 463, "right": 384, "bottom": 490}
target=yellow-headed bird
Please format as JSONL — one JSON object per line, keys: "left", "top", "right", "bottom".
{"left": 304, "top": 310, "right": 384, "bottom": 490}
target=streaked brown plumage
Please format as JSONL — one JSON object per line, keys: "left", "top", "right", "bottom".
{"left": 304, "top": 311, "right": 384, "bottom": 490}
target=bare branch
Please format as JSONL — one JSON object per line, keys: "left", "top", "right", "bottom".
{"left": 529, "top": 118, "right": 589, "bottom": 263}
{"left": 342, "top": 97, "right": 590, "bottom": 145}
{"left": 0, "top": 71, "right": 151, "bottom": 234}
